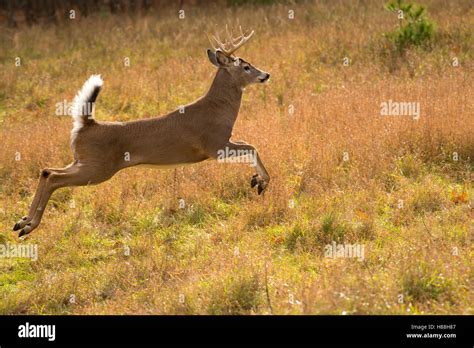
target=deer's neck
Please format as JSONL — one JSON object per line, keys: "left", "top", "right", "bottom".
{"left": 205, "top": 69, "right": 243, "bottom": 120}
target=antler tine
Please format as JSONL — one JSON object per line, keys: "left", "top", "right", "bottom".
{"left": 225, "top": 27, "right": 254, "bottom": 56}
{"left": 209, "top": 26, "right": 254, "bottom": 56}
{"left": 225, "top": 25, "right": 239, "bottom": 44}
{"left": 225, "top": 24, "right": 231, "bottom": 42}
{"left": 214, "top": 33, "right": 223, "bottom": 46}
{"left": 239, "top": 25, "right": 253, "bottom": 41}
{"left": 213, "top": 33, "right": 228, "bottom": 51}
{"left": 207, "top": 33, "right": 218, "bottom": 51}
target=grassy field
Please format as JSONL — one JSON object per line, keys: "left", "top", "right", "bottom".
{"left": 0, "top": 0, "right": 472, "bottom": 314}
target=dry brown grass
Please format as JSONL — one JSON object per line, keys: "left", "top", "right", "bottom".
{"left": 0, "top": 0, "right": 472, "bottom": 314}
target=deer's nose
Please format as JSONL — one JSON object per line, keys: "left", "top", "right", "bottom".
{"left": 259, "top": 73, "right": 270, "bottom": 83}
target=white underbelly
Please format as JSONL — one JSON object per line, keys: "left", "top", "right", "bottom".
{"left": 137, "top": 163, "right": 190, "bottom": 169}
{"left": 137, "top": 160, "right": 209, "bottom": 170}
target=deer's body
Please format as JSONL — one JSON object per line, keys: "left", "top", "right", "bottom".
{"left": 75, "top": 69, "right": 242, "bottom": 170}
{"left": 14, "top": 28, "right": 270, "bottom": 237}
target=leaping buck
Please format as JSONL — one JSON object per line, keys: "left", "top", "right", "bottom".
{"left": 13, "top": 27, "right": 271, "bottom": 237}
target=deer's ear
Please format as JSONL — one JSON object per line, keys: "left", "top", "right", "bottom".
{"left": 215, "top": 50, "right": 233, "bottom": 67}
{"left": 207, "top": 49, "right": 219, "bottom": 67}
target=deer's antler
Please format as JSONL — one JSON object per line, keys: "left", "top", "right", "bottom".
{"left": 208, "top": 25, "right": 254, "bottom": 57}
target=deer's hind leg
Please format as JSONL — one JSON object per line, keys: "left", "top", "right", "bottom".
{"left": 13, "top": 164, "right": 76, "bottom": 231}
{"left": 14, "top": 162, "right": 116, "bottom": 237}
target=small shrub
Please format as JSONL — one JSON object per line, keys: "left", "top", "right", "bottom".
{"left": 385, "top": 0, "right": 435, "bottom": 52}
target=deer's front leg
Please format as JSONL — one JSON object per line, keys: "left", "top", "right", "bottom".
{"left": 218, "top": 140, "right": 270, "bottom": 195}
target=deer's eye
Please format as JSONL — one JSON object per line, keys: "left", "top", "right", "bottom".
{"left": 243, "top": 65, "right": 251, "bottom": 73}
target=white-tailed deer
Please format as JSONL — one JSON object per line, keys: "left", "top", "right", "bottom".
{"left": 13, "top": 27, "right": 270, "bottom": 237}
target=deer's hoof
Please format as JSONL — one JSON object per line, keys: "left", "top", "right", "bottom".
{"left": 13, "top": 216, "right": 28, "bottom": 231}
{"left": 250, "top": 174, "right": 258, "bottom": 188}
{"left": 250, "top": 174, "right": 268, "bottom": 195}
{"left": 18, "top": 223, "right": 32, "bottom": 238}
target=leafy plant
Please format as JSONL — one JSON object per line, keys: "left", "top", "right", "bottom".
{"left": 385, "top": 0, "right": 435, "bottom": 52}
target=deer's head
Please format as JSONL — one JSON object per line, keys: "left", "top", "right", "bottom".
{"left": 207, "top": 26, "right": 270, "bottom": 88}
